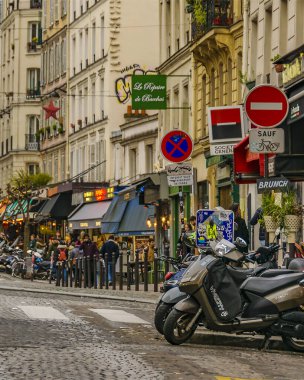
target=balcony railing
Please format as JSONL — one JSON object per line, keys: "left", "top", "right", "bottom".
{"left": 191, "top": 0, "right": 233, "bottom": 40}
{"left": 26, "top": 88, "right": 41, "bottom": 99}
{"left": 25, "top": 134, "right": 39, "bottom": 151}
{"left": 30, "top": 0, "right": 42, "bottom": 9}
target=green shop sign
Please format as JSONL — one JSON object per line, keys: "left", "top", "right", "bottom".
{"left": 132, "top": 75, "right": 167, "bottom": 110}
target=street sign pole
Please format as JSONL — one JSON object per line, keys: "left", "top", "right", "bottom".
{"left": 179, "top": 187, "right": 184, "bottom": 239}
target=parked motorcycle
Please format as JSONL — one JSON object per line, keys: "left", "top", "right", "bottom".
{"left": 155, "top": 239, "right": 285, "bottom": 335}
{"left": 27, "top": 249, "right": 53, "bottom": 280}
{"left": 162, "top": 238, "right": 304, "bottom": 352}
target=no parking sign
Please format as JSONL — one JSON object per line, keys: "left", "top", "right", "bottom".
{"left": 161, "top": 130, "right": 193, "bottom": 163}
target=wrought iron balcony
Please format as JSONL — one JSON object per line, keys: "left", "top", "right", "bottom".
{"left": 191, "top": 0, "right": 233, "bottom": 40}
{"left": 26, "top": 88, "right": 41, "bottom": 99}
{"left": 30, "top": 0, "right": 42, "bottom": 9}
{"left": 25, "top": 134, "right": 39, "bottom": 151}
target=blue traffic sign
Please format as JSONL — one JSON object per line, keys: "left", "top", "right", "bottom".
{"left": 161, "top": 130, "right": 193, "bottom": 163}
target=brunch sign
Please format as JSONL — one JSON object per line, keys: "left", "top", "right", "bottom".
{"left": 132, "top": 75, "right": 167, "bottom": 110}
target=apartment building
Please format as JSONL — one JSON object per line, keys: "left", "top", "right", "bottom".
{"left": 158, "top": 0, "right": 192, "bottom": 250}
{"left": 40, "top": 0, "right": 67, "bottom": 184}
{"left": 0, "top": 0, "right": 42, "bottom": 190}
{"left": 68, "top": 0, "right": 159, "bottom": 184}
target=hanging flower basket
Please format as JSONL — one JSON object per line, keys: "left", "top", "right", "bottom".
{"left": 275, "top": 64, "right": 285, "bottom": 73}
{"left": 264, "top": 216, "right": 278, "bottom": 232}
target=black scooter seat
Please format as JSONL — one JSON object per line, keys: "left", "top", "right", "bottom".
{"left": 241, "top": 272, "right": 304, "bottom": 296}
{"left": 260, "top": 269, "right": 298, "bottom": 277}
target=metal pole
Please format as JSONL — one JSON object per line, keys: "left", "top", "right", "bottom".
{"left": 112, "top": 252, "right": 116, "bottom": 290}
{"left": 135, "top": 249, "right": 139, "bottom": 291}
{"left": 127, "top": 249, "right": 131, "bottom": 290}
{"left": 105, "top": 253, "right": 109, "bottom": 289}
{"left": 49, "top": 251, "right": 54, "bottom": 284}
{"left": 79, "top": 257, "right": 82, "bottom": 288}
{"left": 83, "top": 257, "right": 87, "bottom": 288}
{"left": 179, "top": 186, "right": 185, "bottom": 241}
{"left": 87, "top": 257, "right": 91, "bottom": 289}
{"left": 164, "top": 243, "right": 170, "bottom": 274}
{"left": 99, "top": 256, "right": 103, "bottom": 289}
{"left": 93, "top": 255, "right": 97, "bottom": 289}
{"left": 143, "top": 247, "right": 148, "bottom": 292}
{"left": 69, "top": 258, "right": 73, "bottom": 287}
{"left": 153, "top": 247, "right": 158, "bottom": 292}
{"left": 75, "top": 257, "right": 78, "bottom": 288}
{"left": 119, "top": 251, "right": 123, "bottom": 290}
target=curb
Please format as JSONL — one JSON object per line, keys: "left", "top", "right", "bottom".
{"left": 0, "top": 285, "right": 158, "bottom": 305}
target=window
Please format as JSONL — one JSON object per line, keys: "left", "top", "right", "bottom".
{"left": 145, "top": 144, "right": 154, "bottom": 173}
{"left": 27, "top": 164, "right": 40, "bottom": 175}
{"left": 100, "top": 77, "right": 104, "bottom": 118}
{"left": 85, "top": 28, "right": 89, "bottom": 65}
{"left": 201, "top": 74, "right": 207, "bottom": 138}
{"left": 92, "top": 23, "right": 96, "bottom": 61}
{"left": 96, "top": 139, "right": 105, "bottom": 181}
{"left": 42, "top": 0, "right": 46, "bottom": 30}
{"left": 91, "top": 81, "right": 96, "bottom": 121}
{"left": 227, "top": 59, "right": 232, "bottom": 104}
{"left": 27, "top": 69, "right": 40, "bottom": 97}
{"left": 61, "top": 0, "right": 67, "bottom": 17}
{"left": 210, "top": 69, "right": 215, "bottom": 107}
{"left": 100, "top": 16, "right": 105, "bottom": 57}
{"left": 54, "top": 43, "right": 60, "bottom": 78}
{"left": 173, "top": 88, "right": 179, "bottom": 128}
{"left": 182, "top": 83, "right": 189, "bottom": 133}
{"left": 89, "top": 141, "right": 96, "bottom": 181}
{"left": 28, "top": 115, "right": 39, "bottom": 136}
{"left": 50, "top": 0, "right": 54, "bottom": 25}
{"left": 129, "top": 148, "right": 137, "bottom": 179}
{"left": 49, "top": 46, "right": 54, "bottom": 82}
{"left": 60, "top": 150, "right": 65, "bottom": 181}
{"left": 264, "top": 6, "right": 272, "bottom": 77}
{"left": 54, "top": 0, "right": 59, "bottom": 21}
{"left": 54, "top": 155, "right": 58, "bottom": 183}
{"left": 61, "top": 38, "right": 66, "bottom": 74}
{"left": 218, "top": 63, "right": 224, "bottom": 105}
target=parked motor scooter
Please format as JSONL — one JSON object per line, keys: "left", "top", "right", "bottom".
{"left": 162, "top": 238, "right": 304, "bottom": 352}
{"left": 27, "top": 249, "right": 53, "bottom": 280}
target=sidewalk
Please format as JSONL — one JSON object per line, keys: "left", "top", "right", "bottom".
{"left": 0, "top": 273, "right": 160, "bottom": 304}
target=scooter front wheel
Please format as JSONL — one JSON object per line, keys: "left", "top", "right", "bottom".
{"left": 282, "top": 336, "right": 304, "bottom": 352}
{"left": 163, "top": 309, "right": 197, "bottom": 345}
{"left": 154, "top": 302, "right": 173, "bottom": 335}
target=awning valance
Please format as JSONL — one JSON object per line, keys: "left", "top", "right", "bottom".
{"left": 68, "top": 201, "right": 111, "bottom": 230}
{"left": 36, "top": 192, "right": 74, "bottom": 220}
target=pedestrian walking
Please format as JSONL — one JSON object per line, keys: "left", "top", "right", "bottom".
{"left": 250, "top": 207, "right": 266, "bottom": 246}
{"left": 231, "top": 203, "right": 249, "bottom": 253}
{"left": 80, "top": 234, "right": 99, "bottom": 287}
{"left": 100, "top": 235, "right": 120, "bottom": 285}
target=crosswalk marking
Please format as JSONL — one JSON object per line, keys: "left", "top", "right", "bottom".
{"left": 90, "top": 308, "right": 149, "bottom": 324}
{"left": 18, "top": 306, "right": 69, "bottom": 320}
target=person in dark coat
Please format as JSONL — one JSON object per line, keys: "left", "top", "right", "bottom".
{"left": 250, "top": 207, "right": 266, "bottom": 246}
{"left": 231, "top": 203, "right": 249, "bottom": 253}
{"left": 100, "top": 235, "right": 120, "bottom": 285}
{"left": 80, "top": 234, "right": 99, "bottom": 287}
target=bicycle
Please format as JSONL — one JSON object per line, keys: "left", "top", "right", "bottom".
{"left": 255, "top": 139, "right": 279, "bottom": 152}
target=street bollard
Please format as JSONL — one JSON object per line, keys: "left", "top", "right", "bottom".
{"left": 127, "top": 250, "right": 131, "bottom": 290}
{"left": 69, "top": 258, "right": 73, "bottom": 287}
{"left": 93, "top": 255, "right": 97, "bottom": 289}
{"left": 56, "top": 263, "right": 61, "bottom": 287}
{"left": 164, "top": 242, "right": 170, "bottom": 275}
{"left": 135, "top": 249, "right": 139, "bottom": 291}
{"left": 99, "top": 256, "right": 103, "bottom": 289}
{"left": 31, "top": 253, "right": 35, "bottom": 282}
{"left": 119, "top": 251, "right": 123, "bottom": 290}
{"left": 144, "top": 247, "right": 148, "bottom": 292}
{"left": 105, "top": 253, "right": 109, "bottom": 289}
{"left": 83, "top": 256, "right": 87, "bottom": 288}
{"left": 49, "top": 252, "right": 54, "bottom": 284}
{"left": 112, "top": 252, "right": 116, "bottom": 290}
{"left": 75, "top": 257, "right": 79, "bottom": 288}
{"left": 153, "top": 247, "right": 158, "bottom": 292}
{"left": 79, "top": 257, "right": 82, "bottom": 288}
{"left": 87, "top": 256, "right": 91, "bottom": 289}
{"left": 61, "top": 261, "right": 65, "bottom": 287}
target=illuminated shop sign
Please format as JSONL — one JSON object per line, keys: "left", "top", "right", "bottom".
{"left": 83, "top": 187, "right": 115, "bottom": 203}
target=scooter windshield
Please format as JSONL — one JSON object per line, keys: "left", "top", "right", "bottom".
{"left": 180, "top": 254, "right": 216, "bottom": 284}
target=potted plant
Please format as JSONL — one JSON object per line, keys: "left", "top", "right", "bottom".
{"left": 238, "top": 70, "right": 255, "bottom": 90}
{"left": 58, "top": 126, "right": 64, "bottom": 134}
{"left": 280, "top": 191, "right": 302, "bottom": 242}
{"left": 261, "top": 192, "right": 281, "bottom": 242}
{"left": 271, "top": 54, "right": 284, "bottom": 73}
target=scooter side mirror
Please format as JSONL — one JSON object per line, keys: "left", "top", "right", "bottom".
{"left": 235, "top": 237, "right": 247, "bottom": 248}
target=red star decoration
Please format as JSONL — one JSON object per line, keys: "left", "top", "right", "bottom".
{"left": 43, "top": 100, "right": 60, "bottom": 120}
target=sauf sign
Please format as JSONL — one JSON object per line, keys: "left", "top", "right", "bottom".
{"left": 132, "top": 75, "right": 167, "bottom": 110}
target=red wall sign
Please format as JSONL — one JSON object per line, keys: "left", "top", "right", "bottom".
{"left": 245, "top": 85, "right": 289, "bottom": 128}
{"left": 208, "top": 106, "right": 244, "bottom": 143}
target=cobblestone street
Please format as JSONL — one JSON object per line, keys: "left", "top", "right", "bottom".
{"left": 0, "top": 281, "right": 304, "bottom": 380}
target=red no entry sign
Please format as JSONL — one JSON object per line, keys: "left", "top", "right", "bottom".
{"left": 245, "top": 85, "right": 289, "bottom": 128}
{"left": 161, "top": 130, "right": 193, "bottom": 163}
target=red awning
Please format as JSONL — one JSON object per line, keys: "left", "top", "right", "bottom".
{"left": 233, "top": 136, "right": 265, "bottom": 184}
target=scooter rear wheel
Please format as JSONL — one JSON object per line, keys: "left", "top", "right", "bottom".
{"left": 163, "top": 309, "right": 197, "bottom": 345}
{"left": 154, "top": 302, "right": 173, "bottom": 335}
{"left": 282, "top": 336, "right": 304, "bottom": 352}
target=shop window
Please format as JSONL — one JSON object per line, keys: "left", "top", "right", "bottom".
{"left": 197, "top": 181, "right": 209, "bottom": 209}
